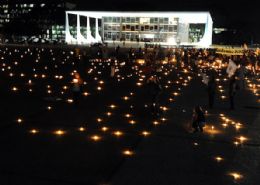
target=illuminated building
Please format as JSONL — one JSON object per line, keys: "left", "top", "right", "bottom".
{"left": 66, "top": 11, "right": 213, "bottom": 47}
{"left": 0, "top": 0, "right": 76, "bottom": 43}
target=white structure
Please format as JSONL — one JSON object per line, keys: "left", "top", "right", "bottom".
{"left": 65, "top": 11, "right": 213, "bottom": 47}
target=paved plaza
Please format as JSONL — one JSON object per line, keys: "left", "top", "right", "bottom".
{"left": 0, "top": 46, "right": 259, "bottom": 185}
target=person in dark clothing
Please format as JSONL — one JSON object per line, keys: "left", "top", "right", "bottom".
{"left": 115, "top": 45, "right": 120, "bottom": 59}
{"left": 184, "top": 51, "right": 189, "bottom": 66}
{"left": 229, "top": 75, "right": 237, "bottom": 110}
{"left": 147, "top": 75, "right": 162, "bottom": 116}
{"left": 192, "top": 105, "right": 206, "bottom": 133}
{"left": 207, "top": 74, "right": 217, "bottom": 108}
{"left": 72, "top": 73, "right": 83, "bottom": 107}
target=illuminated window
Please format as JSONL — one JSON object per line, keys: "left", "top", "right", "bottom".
{"left": 140, "top": 17, "right": 150, "bottom": 24}
{"left": 164, "top": 25, "right": 168, "bottom": 32}
{"left": 112, "top": 17, "right": 116, "bottom": 22}
{"left": 164, "top": 18, "right": 168, "bottom": 24}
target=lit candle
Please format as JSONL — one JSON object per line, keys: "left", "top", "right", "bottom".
{"left": 30, "top": 129, "right": 39, "bottom": 134}
{"left": 91, "top": 135, "right": 101, "bottom": 141}
{"left": 97, "top": 118, "right": 102, "bottom": 123}
{"left": 125, "top": 114, "right": 131, "bottom": 118}
{"left": 141, "top": 131, "right": 150, "bottom": 136}
{"left": 101, "top": 127, "right": 109, "bottom": 132}
{"left": 78, "top": 127, "right": 86, "bottom": 132}
{"left": 54, "top": 130, "right": 65, "bottom": 135}
{"left": 153, "top": 121, "right": 159, "bottom": 125}
{"left": 65, "top": 99, "right": 73, "bottom": 104}
{"left": 237, "top": 136, "right": 247, "bottom": 143}
{"left": 129, "top": 120, "right": 136, "bottom": 125}
{"left": 113, "top": 131, "right": 123, "bottom": 136}
{"left": 109, "top": 104, "right": 116, "bottom": 109}
{"left": 123, "top": 96, "right": 129, "bottom": 100}
{"left": 123, "top": 149, "right": 134, "bottom": 156}
{"left": 229, "top": 172, "right": 243, "bottom": 181}
{"left": 214, "top": 156, "right": 224, "bottom": 162}
{"left": 12, "top": 87, "right": 18, "bottom": 91}
{"left": 17, "top": 118, "right": 23, "bottom": 123}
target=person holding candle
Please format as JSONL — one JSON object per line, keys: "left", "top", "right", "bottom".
{"left": 72, "top": 72, "right": 83, "bottom": 107}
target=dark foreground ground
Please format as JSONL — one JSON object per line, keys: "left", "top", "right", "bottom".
{"left": 0, "top": 46, "right": 259, "bottom": 185}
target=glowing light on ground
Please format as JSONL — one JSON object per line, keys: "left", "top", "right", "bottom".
{"left": 123, "top": 150, "right": 134, "bottom": 156}
{"left": 30, "top": 129, "right": 39, "bottom": 134}
{"left": 229, "top": 172, "right": 243, "bottom": 181}
{"left": 91, "top": 135, "right": 101, "bottom": 141}
{"left": 54, "top": 130, "right": 65, "bottom": 135}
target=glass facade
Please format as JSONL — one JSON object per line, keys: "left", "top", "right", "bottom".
{"left": 189, "top": 24, "right": 205, "bottom": 43}
{"left": 65, "top": 12, "right": 213, "bottom": 46}
{"left": 51, "top": 25, "right": 66, "bottom": 40}
{"left": 102, "top": 16, "right": 179, "bottom": 43}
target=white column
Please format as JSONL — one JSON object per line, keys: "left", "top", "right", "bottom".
{"left": 76, "top": 14, "right": 80, "bottom": 44}
{"left": 87, "top": 16, "right": 90, "bottom": 42}
{"left": 95, "top": 18, "right": 99, "bottom": 40}
{"left": 65, "top": 12, "right": 70, "bottom": 43}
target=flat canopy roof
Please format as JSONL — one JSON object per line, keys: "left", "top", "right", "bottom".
{"left": 66, "top": 11, "right": 212, "bottom": 23}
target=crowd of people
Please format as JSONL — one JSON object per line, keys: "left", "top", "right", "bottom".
{"left": 2, "top": 44, "right": 257, "bottom": 134}
{"left": 82, "top": 44, "right": 259, "bottom": 125}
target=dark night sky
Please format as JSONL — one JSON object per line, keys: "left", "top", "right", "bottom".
{"left": 72, "top": 0, "right": 257, "bottom": 25}
{"left": 71, "top": 0, "right": 260, "bottom": 42}
{"left": 7, "top": 0, "right": 260, "bottom": 43}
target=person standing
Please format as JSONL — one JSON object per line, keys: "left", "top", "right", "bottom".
{"left": 147, "top": 75, "right": 162, "bottom": 116}
{"left": 238, "top": 63, "right": 247, "bottom": 89}
{"left": 110, "top": 63, "right": 116, "bottom": 78}
{"left": 228, "top": 75, "right": 237, "bottom": 110}
{"left": 207, "top": 74, "right": 217, "bottom": 109}
{"left": 191, "top": 106, "right": 206, "bottom": 133}
{"left": 72, "top": 73, "right": 83, "bottom": 107}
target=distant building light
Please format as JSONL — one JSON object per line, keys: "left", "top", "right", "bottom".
{"left": 40, "top": 4, "right": 45, "bottom": 7}
{"left": 213, "top": 28, "right": 228, "bottom": 34}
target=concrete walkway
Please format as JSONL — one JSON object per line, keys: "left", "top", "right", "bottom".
{"left": 110, "top": 76, "right": 260, "bottom": 185}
